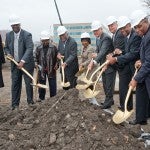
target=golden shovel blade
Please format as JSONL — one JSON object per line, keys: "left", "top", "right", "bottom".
{"left": 83, "top": 88, "right": 100, "bottom": 99}
{"left": 32, "top": 83, "right": 48, "bottom": 89}
{"left": 61, "top": 82, "right": 70, "bottom": 87}
{"left": 76, "top": 83, "right": 91, "bottom": 90}
{"left": 113, "top": 109, "right": 134, "bottom": 124}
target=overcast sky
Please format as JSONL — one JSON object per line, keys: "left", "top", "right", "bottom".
{"left": 0, "top": 0, "right": 146, "bottom": 41}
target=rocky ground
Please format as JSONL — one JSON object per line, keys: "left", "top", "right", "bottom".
{"left": 0, "top": 62, "right": 150, "bottom": 150}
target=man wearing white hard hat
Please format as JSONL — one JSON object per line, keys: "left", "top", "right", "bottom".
{"left": 4, "top": 14, "right": 35, "bottom": 110}
{"left": 57, "top": 26, "right": 79, "bottom": 89}
{"left": 107, "top": 16, "right": 142, "bottom": 113}
{"left": 35, "top": 31, "right": 58, "bottom": 101}
{"left": 88, "top": 20, "right": 116, "bottom": 109}
{"left": 128, "top": 10, "right": 150, "bottom": 125}
{"left": 106, "top": 16, "right": 131, "bottom": 111}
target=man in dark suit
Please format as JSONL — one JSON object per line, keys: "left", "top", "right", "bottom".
{"left": 129, "top": 10, "right": 150, "bottom": 125}
{"left": 88, "top": 20, "right": 116, "bottom": 109}
{"left": 106, "top": 16, "right": 134, "bottom": 111}
{"left": 4, "top": 14, "right": 34, "bottom": 110}
{"left": 57, "top": 26, "right": 79, "bottom": 89}
{"left": 107, "top": 16, "right": 142, "bottom": 111}
{"left": 0, "top": 34, "right": 5, "bottom": 88}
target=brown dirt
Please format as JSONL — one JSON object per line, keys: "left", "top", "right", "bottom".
{"left": 0, "top": 62, "right": 149, "bottom": 150}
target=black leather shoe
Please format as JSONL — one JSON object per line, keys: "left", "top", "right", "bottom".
{"left": 129, "top": 120, "right": 147, "bottom": 125}
{"left": 100, "top": 101, "right": 114, "bottom": 109}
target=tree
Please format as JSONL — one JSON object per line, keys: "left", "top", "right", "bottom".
{"left": 141, "top": 0, "right": 150, "bottom": 9}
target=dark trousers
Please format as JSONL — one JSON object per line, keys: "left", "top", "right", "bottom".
{"left": 11, "top": 66, "right": 34, "bottom": 107}
{"left": 102, "top": 70, "right": 116, "bottom": 103}
{"left": 0, "top": 64, "right": 4, "bottom": 88}
{"left": 38, "top": 72, "right": 57, "bottom": 100}
{"left": 136, "top": 82, "right": 150, "bottom": 122}
{"left": 118, "top": 65, "right": 133, "bottom": 110}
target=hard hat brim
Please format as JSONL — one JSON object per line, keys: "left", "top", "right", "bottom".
{"left": 10, "top": 22, "right": 21, "bottom": 26}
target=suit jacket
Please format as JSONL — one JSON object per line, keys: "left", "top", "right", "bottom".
{"left": 117, "top": 29, "right": 142, "bottom": 73}
{"left": 95, "top": 32, "right": 114, "bottom": 73}
{"left": 0, "top": 34, "right": 5, "bottom": 64}
{"left": 134, "top": 27, "right": 150, "bottom": 98}
{"left": 35, "top": 43, "right": 58, "bottom": 78}
{"left": 58, "top": 36, "right": 79, "bottom": 76}
{"left": 113, "top": 29, "right": 126, "bottom": 52}
{"left": 80, "top": 44, "right": 94, "bottom": 67}
{"left": 113, "top": 29, "right": 126, "bottom": 69}
{"left": 4, "top": 29, "right": 34, "bottom": 70}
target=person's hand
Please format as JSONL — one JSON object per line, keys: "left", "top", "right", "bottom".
{"left": 79, "top": 65, "right": 84, "bottom": 71}
{"left": 54, "top": 64, "right": 59, "bottom": 70}
{"left": 129, "top": 79, "right": 137, "bottom": 90}
{"left": 102, "top": 64, "right": 108, "bottom": 71}
{"left": 106, "top": 55, "right": 117, "bottom": 65}
{"left": 18, "top": 61, "right": 24, "bottom": 69}
{"left": 88, "top": 61, "right": 94, "bottom": 70}
{"left": 91, "top": 53, "right": 97, "bottom": 58}
{"left": 114, "top": 48, "right": 122, "bottom": 55}
{"left": 135, "top": 60, "right": 142, "bottom": 69}
{"left": 57, "top": 53, "right": 63, "bottom": 60}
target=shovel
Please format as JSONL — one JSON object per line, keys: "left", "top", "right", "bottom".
{"left": 60, "top": 58, "right": 70, "bottom": 87}
{"left": 79, "top": 58, "right": 93, "bottom": 82}
{"left": 83, "top": 68, "right": 104, "bottom": 98}
{"left": 112, "top": 68, "right": 138, "bottom": 124}
{"left": 6, "top": 56, "right": 48, "bottom": 89}
{"left": 76, "top": 60, "right": 109, "bottom": 90}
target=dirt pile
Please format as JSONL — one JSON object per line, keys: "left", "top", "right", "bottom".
{"left": 0, "top": 89, "right": 145, "bottom": 150}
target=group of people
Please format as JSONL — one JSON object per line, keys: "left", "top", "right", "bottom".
{"left": 0, "top": 9, "right": 150, "bottom": 125}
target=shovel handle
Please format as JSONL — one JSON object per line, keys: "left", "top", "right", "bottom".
{"left": 89, "top": 60, "right": 109, "bottom": 81}
{"left": 93, "top": 68, "right": 104, "bottom": 92}
{"left": 124, "top": 67, "right": 139, "bottom": 112}
{"left": 6, "top": 56, "right": 35, "bottom": 81}
{"left": 60, "top": 58, "right": 65, "bottom": 84}
{"left": 85, "top": 58, "right": 93, "bottom": 78}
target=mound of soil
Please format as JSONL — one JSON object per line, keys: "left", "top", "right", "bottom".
{"left": 0, "top": 89, "right": 145, "bottom": 150}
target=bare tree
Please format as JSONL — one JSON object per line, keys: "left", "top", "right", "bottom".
{"left": 141, "top": 0, "right": 150, "bottom": 9}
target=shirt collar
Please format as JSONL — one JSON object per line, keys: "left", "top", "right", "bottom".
{"left": 14, "top": 29, "right": 21, "bottom": 37}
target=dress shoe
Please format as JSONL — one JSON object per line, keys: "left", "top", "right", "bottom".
{"left": 12, "top": 106, "right": 19, "bottom": 111}
{"left": 100, "top": 101, "right": 114, "bottom": 109}
{"left": 129, "top": 120, "right": 147, "bottom": 125}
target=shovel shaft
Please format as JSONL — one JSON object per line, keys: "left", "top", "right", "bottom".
{"left": 93, "top": 69, "right": 104, "bottom": 92}
{"left": 124, "top": 68, "right": 138, "bottom": 112}
{"left": 60, "top": 58, "right": 65, "bottom": 83}
{"left": 89, "top": 60, "right": 109, "bottom": 81}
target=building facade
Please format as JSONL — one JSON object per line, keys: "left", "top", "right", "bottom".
{"left": 53, "top": 23, "right": 110, "bottom": 54}
{"left": 53, "top": 23, "right": 96, "bottom": 54}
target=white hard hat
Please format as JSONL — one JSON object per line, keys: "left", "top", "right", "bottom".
{"left": 40, "top": 31, "right": 50, "bottom": 40}
{"left": 91, "top": 20, "right": 102, "bottom": 31}
{"left": 81, "top": 32, "right": 90, "bottom": 39}
{"left": 9, "top": 14, "right": 21, "bottom": 26}
{"left": 106, "top": 16, "right": 117, "bottom": 26}
{"left": 118, "top": 16, "right": 131, "bottom": 29}
{"left": 57, "top": 26, "right": 67, "bottom": 36}
{"left": 130, "top": 9, "right": 147, "bottom": 27}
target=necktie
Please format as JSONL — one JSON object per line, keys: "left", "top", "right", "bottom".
{"left": 14, "top": 34, "right": 19, "bottom": 62}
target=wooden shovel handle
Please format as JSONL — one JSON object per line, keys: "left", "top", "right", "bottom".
{"left": 85, "top": 58, "right": 93, "bottom": 78}
{"left": 60, "top": 58, "right": 65, "bottom": 83}
{"left": 93, "top": 68, "right": 104, "bottom": 92}
{"left": 6, "top": 56, "right": 34, "bottom": 81}
{"left": 124, "top": 67, "right": 138, "bottom": 111}
{"left": 89, "top": 60, "right": 109, "bottom": 81}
